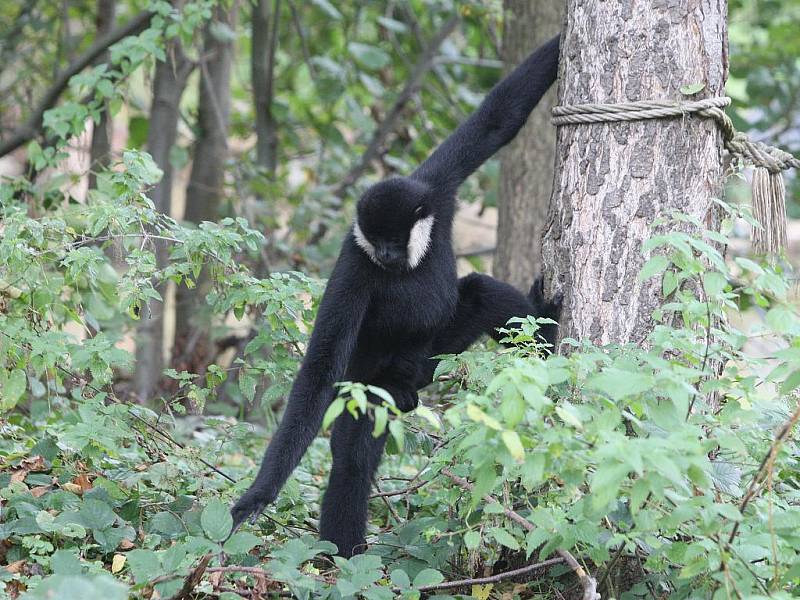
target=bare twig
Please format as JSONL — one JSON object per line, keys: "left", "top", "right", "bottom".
{"left": 369, "top": 478, "right": 428, "bottom": 498}
{"left": 440, "top": 468, "right": 600, "bottom": 600}
{"left": 168, "top": 554, "right": 213, "bottom": 600}
{"left": 415, "top": 556, "right": 566, "bottom": 593}
{"left": 727, "top": 399, "right": 800, "bottom": 544}
{"left": 0, "top": 11, "right": 154, "bottom": 157}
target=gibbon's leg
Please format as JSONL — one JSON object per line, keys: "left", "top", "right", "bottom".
{"left": 319, "top": 403, "right": 387, "bottom": 558}
{"left": 416, "top": 273, "right": 561, "bottom": 388}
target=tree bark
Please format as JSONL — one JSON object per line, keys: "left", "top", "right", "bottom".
{"left": 133, "top": 41, "right": 192, "bottom": 402}
{"left": 173, "top": 6, "right": 235, "bottom": 375}
{"left": 494, "top": 0, "right": 562, "bottom": 291}
{"left": 541, "top": 0, "right": 728, "bottom": 345}
{"left": 88, "top": 0, "right": 116, "bottom": 190}
{"left": 251, "top": 0, "right": 280, "bottom": 174}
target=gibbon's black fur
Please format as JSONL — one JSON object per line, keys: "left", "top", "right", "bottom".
{"left": 232, "top": 35, "right": 562, "bottom": 557}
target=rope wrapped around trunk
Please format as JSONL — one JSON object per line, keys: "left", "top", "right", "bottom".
{"left": 552, "top": 96, "right": 800, "bottom": 255}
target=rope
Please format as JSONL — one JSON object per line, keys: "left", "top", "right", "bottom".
{"left": 553, "top": 96, "right": 800, "bottom": 174}
{"left": 552, "top": 95, "right": 800, "bottom": 254}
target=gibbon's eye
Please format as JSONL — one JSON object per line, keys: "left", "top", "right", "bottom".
{"left": 414, "top": 205, "right": 424, "bottom": 215}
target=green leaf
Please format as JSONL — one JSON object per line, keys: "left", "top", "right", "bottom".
{"left": 223, "top": 531, "right": 262, "bottom": 554}
{"left": 390, "top": 569, "right": 411, "bottom": 589}
{"left": 149, "top": 511, "right": 183, "bottom": 538}
{"left": 781, "top": 369, "right": 800, "bottom": 395}
{"left": 311, "top": 0, "right": 341, "bottom": 19}
{"left": 0, "top": 369, "right": 27, "bottom": 410}
{"left": 555, "top": 402, "right": 583, "bottom": 429}
{"left": 388, "top": 419, "right": 404, "bottom": 453}
{"left": 322, "top": 397, "right": 345, "bottom": 431}
{"left": 201, "top": 499, "right": 233, "bottom": 542}
{"left": 464, "top": 530, "right": 481, "bottom": 550}
{"left": 703, "top": 271, "right": 728, "bottom": 296}
{"left": 79, "top": 499, "right": 116, "bottom": 531}
{"left": 662, "top": 270, "right": 678, "bottom": 296}
{"left": 588, "top": 369, "right": 653, "bottom": 399}
{"left": 466, "top": 404, "right": 502, "bottom": 430}
{"left": 377, "top": 16, "right": 407, "bottom": 33}
{"left": 348, "top": 42, "right": 390, "bottom": 70}
{"left": 413, "top": 568, "right": 444, "bottom": 588}
{"left": 20, "top": 574, "right": 128, "bottom": 600}
{"left": 680, "top": 82, "right": 706, "bottom": 95}
{"left": 414, "top": 405, "right": 440, "bottom": 429}
{"left": 489, "top": 527, "right": 520, "bottom": 550}
{"left": 372, "top": 405, "right": 388, "bottom": 437}
{"left": 638, "top": 255, "right": 669, "bottom": 281}
{"left": 125, "top": 549, "right": 161, "bottom": 584}
{"left": 501, "top": 430, "right": 525, "bottom": 462}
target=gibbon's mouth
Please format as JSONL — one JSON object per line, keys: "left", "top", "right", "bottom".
{"left": 377, "top": 258, "right": 408, "bottom": 272}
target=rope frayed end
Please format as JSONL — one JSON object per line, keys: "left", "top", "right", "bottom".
{"left": 751, "top": 167, "right": 788, "bottom": 256}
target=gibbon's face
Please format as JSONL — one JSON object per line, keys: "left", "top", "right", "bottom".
{"left": 354, "top": 177, "right": 434, "bottom": 272}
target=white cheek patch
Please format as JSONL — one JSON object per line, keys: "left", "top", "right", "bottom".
{"left": 353, "top": 221, "right": 380, "bottom": 265}
{"left": 407, "top": 215, "right": 435, "bottom": 269}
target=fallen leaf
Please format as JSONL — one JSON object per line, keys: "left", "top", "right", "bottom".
{"left": 72, "top": 473, "right": 93, "bottom": 493}
{"left": 20, "top": 456, "right": 46, "bottom": 471}
{"left": 30, "top": 486, "right": 51, "bottom": 498}
{"left": 5, "top": 560, "right": 25, "bottom": 574}
{"left": 111, "top": 554, "right": 126, "bottom": 573}
{"left": 61, "top": 482, "right": 83, "bottom": 495}
{"left": 117, "top": 538, "right": 135, "bottom": 550}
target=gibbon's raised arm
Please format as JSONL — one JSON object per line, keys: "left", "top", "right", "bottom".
{"left": 413, "top": 34, "right": 560, "bottom": 194}
{"left": 231, "top": 254, "right": 370, "bottom": 529}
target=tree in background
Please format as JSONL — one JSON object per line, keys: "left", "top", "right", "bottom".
{"left": 134, "top": 36, "right": 193, "bottom": 402}
{"left": 88, "top": 0, "right": 116, "bottom": 191}
{"left": 494, "top": 0, "right": 561, "bottom": 290}
{"left": 173, "top": 5, "right": 236, "bottom": 384}
{"left": 251, "top": 0, "right": 280, "bottom": 175}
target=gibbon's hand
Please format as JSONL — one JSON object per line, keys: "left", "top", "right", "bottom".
{"left": 230, "top": 484, "right": 276, "bottom": 533}
{"left": 528, "top": 275, "right": 564, "bottom": 350}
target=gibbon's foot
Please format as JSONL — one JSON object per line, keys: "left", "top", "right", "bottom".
{"left": 230, "top": 487, "right": 273, "bottom": 533}
{"left": 388, "top": 387, "right": 419, "bottom": 413}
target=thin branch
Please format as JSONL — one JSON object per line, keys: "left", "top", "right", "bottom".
{"left": 727, "top": 398, "right": 800, "bottom": 544}
{"left": 369, "top": 478, "right": 428, "bottom": 498}
{"left": 286, "top": 0, "right": 317, "bottom": 80}
{"left": 440, "top": 468, "right": 600, "bottom": 600}
{"left": 414, "top": 556, "right": 565, "bottom": 593}
{"left": 0, "top": 11, "right": 154, "bottom": 157}
{"left": 168, "top": 554, "right": 213, "bottom": 600}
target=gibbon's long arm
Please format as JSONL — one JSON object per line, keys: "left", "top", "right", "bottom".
{"left": 413, "top": 34, "right": 560, "bottom": 195}
{"left": 231, "top": 253, "right": 370, "bottom": 529}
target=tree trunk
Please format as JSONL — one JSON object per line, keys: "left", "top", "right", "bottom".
{"left": 251, "top": 0, "right": 280, "bottom": 174}
{"left": 494, "top": 0, "right": 562, "bottom": 291}
{"left": 173, "top": 6, "right": 235, "bottom": 377}
{"left": 541, "top": 0, "right": 728, "bottom": 345}
{"left": 88, "top": 0, "right": 116, "bottom": 190}
{"left": 133, "top": 41, "right": 191, "bottom": 402}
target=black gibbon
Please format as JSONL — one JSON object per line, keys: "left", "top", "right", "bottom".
{"left": 232, "top": 35, "right": 562, "bottom": 558}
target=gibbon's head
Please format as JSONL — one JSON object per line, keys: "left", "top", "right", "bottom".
{"left": 354, "top": 177, "right": 435, "bottom": 272}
